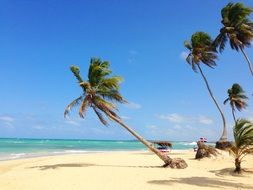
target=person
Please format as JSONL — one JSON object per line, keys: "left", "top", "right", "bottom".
{"left": 193, "top": 137, "right": 207, "bottom": 151}
{"left": 199, "top": 137, "right": 207, "bottom": 142}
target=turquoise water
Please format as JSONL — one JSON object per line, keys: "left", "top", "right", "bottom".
{"left": 0, "top": 138, "right": 199, "bottom": 160}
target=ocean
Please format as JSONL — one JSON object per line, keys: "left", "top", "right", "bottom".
{"left": 0, "top": 138, "right": 200, "bottom": 161}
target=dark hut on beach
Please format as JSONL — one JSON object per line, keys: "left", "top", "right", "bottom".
{"left": 151, "top": 141, "right": 172, "bottom": 148}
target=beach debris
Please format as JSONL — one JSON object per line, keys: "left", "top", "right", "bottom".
{"left": 195, "top": 141, "right": 219, "bottom": 159}
{"left": 215, "top": 141, "right": 232, "bottom": 150}
{"left": 151, "top": 141, "right": 172, "bottom": 153}
{"left": 163, "top": 157, "right": 188, "bottom": 169}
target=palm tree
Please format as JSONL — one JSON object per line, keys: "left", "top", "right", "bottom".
{"left": 213, "top": 2, "right": 253, "bottom": 76}
{"left": 224, "top": 83, "right": 248, "bottom": 123}
{"left": 184, "top": 32, "right": 227, "bottom": 143}
{"left": 229, "top": 119, "right": 253, "bottom": 173}
{"left": 64, "top": 58, "right": 187, "bottom": 168}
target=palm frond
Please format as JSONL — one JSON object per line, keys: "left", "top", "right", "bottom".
{"left": 219, "top": 2, "right": 253, "bottom": 51}
{"left": 233, "top": 119, "right": 253, "bottom": 148}
{"left": 94, "top": 95, "right": 118, "bottom": 110}
{"left": 64, "top": 96, "right": 83, "bottom": 117}
{"left": 70, "top": 66, "right": 84, "bottom": 83}
{"left": 225, "top": 83, "right": 248, "bottom": 113}
{"left": 184, "top": 32, "right": 218, "bottom": 72}
{"left": 213, "top": 31, "right": 227, "bottom": 53}
{"left": 79, "top": 97, "right": 89, "bottom": 118}
{"left": 99, "top": 76, "right": 123, "bottom": 90}
{"left": 92, "top": 106, "right": 109, "bottom": 126}
{"left": 224, "top": 98, "right": 229, "bottom": 105}
{"left": 185, "top": 54, "right": 192, "bottom": 64}
{"left": 184, "top": 41, "right": 192, "bottom": 50}
{"left": 93, "top": 97, "right": 120, "bottom": 119}
{"left": 97, "top": 89, "right": 126, "bottom": 103}
{"left": 66, "top": 57, "right": 126, "bottom": 127}
{"left": 88, "top": 58, "right": 112, "bottom": 86}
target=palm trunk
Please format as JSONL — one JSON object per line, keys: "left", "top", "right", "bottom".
{"left": 234, "top": 158, "right": 241, "bottom": 173}
{"left": 240, "top": 46, "right": 253, "bottom": 76}
{"left": 197, "top": 64, "right": 227, "bottom": 141}
{"left": 232, "top": 108, "right": 236, "bottom": 124}
{"left": 107, "top": 114, "right": 173, "bottom": 166}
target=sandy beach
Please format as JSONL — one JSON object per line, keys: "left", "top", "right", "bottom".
{"left": 0, "top": 150, "right": 253, "bottom": 190}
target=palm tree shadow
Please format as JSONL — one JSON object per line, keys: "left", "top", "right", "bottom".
{"left": 30, "top": 163, "right": 96, "bottom": 170}
{"left": 29, "top": 163, "right": 162, "bottom": 170}
{"left": 147, "top": 177, "right": 253, "bottom": 189}
{"left": 98, "top": 164, "right": 162, "bottom": 169}
{"left": 210, "top": 167, "right": 253, "bottom": 177}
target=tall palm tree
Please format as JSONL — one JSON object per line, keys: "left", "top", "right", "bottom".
{"left": 213, "top": 2, "right": 253, "bottom": 76}
{"left": 64, "top": 58, "right": 187, "bottom": 168}
{"left": 229, "top": 119, "right": 253, "bottom": 173}
{"left": 224, "top": 83, "right": 248, "bottom": 123}
{"left": 184, "top": 32, "right": 227, "bottom": 142}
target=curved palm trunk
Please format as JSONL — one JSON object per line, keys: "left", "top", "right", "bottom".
{"left": 232, "top": 108, "right": 236, "bottom": 124}
{"left": 107, "top": 114, "right": 173, "bottom": 166}
{"left": 197, "top": 64, "right": 227, "bottom": 141}
{"left": 240, "top": 46, "right": 253, "bottom": 76}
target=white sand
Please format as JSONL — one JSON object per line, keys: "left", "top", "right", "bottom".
{"left": 0, "top": 150, "right": 253, "bottom": 190}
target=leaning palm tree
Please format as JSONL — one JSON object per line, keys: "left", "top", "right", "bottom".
{"left": 224, "top": 83, "right": 248, "bottom": 123}
{"left": 64, "top": 58, "right": 187, "bottom": 168}
{"left": 229, "top": 119, "right": 253, "bottom": 173}
{"left": 184, "top": 32, "right": 228, "bottom": 145}
{"left": 213, "top": 2, "right": 253, "bottom": 76}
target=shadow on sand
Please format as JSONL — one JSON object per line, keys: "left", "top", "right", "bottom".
{"left": 29, "top": 163, "right": 162, "bottom": 170}
{"left": 210, "top": 167, "right": 253, "bottom": 177}
{"left": 147, "top": 176, "right": 253, "bottom": 189}
{"left": 30, "top": 163, "right": 96, "bottom": 170}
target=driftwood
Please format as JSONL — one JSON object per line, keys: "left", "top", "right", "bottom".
{"left": 163, "top": 156, "right": 188, "bottom": 169}
{"left": 195, "top": 141, "right": 219, "bottom": 159}
{"left": 215, "top": 141, "right": 232, "bottom": 150}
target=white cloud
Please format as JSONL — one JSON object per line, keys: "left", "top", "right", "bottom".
{"left": 173, "top": 124, "right": 183, "bottom": 129}
{"left": 180, "top": 51, "right": 188, "bottom": 60}
{"left": 0, "top": 115, "right": 15, "bottom": 128}
{"left": 145, "top": 124, "right": 158, "bottom": 129}
{"left": 157, "top": 113, "right": 185, "bottom": 123}
{"left": 157, "top": 113, "right": 213, "bottom": 125}
{"left": 0, "top": 115, "right": 15, "bottom": 122}
{"left": 124, "top": 102, "right": 142, "bottom": 109}
{"left": 65, "top": 119, "right": 81, "bottom": 126}
{"left": 121, "top": 116, "right": 132, "bottom": 120}
{"left": 33, "top": 125, "right": 44, "bottom": 130}
{"left": 198, "top": 116, "right": 213, "bottom": 125}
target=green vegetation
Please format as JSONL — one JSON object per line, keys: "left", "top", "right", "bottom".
{"left": 229, "top": 119, "right": 253, "bottom": 173}
{"left": 224, "top": 83, "right": 248, "bottom": 123}
{"left": 213, "top": 2, "right": 253, "bottom": 76}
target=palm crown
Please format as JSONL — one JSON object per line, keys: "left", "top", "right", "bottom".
{"left": 224, "top": 83, "right": 248, "bottom": 112}
{"left": 213, "top": 2, "right": 253, "bottom": 52}
{"left": 64, "top": 58, "right": 126, "bottom": 126}
{"left": 184, "top": 32, "right": 217, "bottom": 72}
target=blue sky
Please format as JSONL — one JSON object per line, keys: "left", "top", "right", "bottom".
{"left": 0, "top": 0, "right": 253, "bottom": 141}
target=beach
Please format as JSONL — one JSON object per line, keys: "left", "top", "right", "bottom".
{"left": 0, "top": 150, "right": 253, "bottom": 190}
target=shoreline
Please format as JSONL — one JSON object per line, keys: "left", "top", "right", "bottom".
{"left": 0, "top": 149, "right": 193, "bottom": 161}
